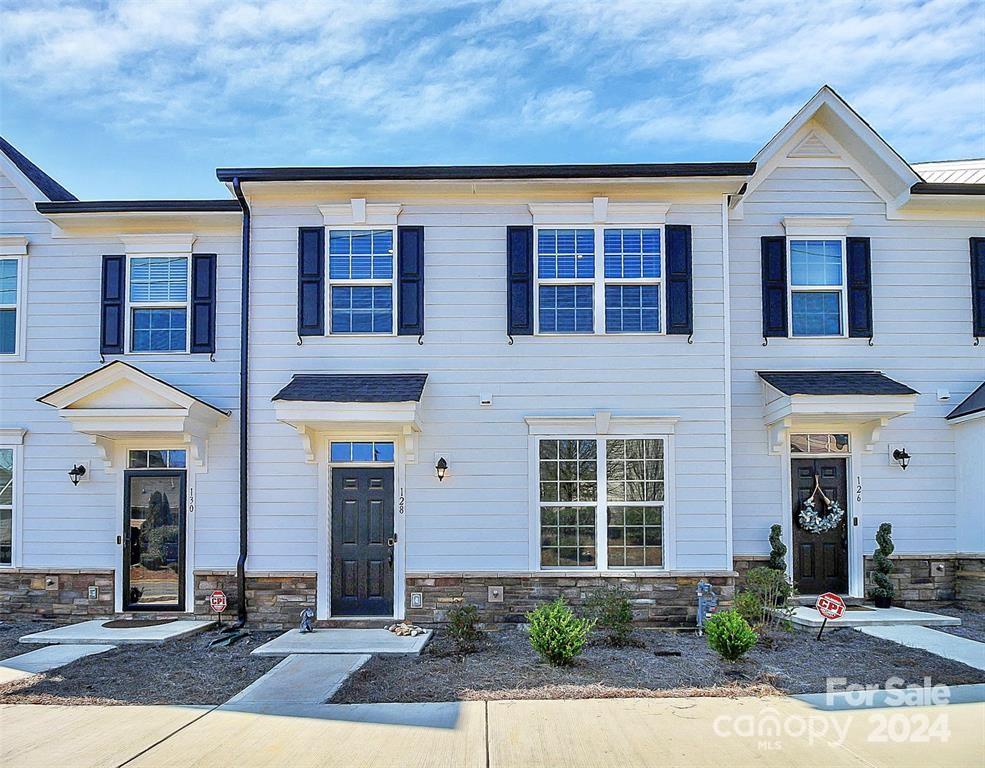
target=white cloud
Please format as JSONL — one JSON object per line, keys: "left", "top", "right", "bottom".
{"left": 1, "top": 0, "right": 981, "bottom": 163}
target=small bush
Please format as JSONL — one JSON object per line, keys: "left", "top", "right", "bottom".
{"left": 870, "top": 522, "right": 895, "bottom": 601}
{"left": 742, "top": 566, "right": 795, "bottom": 635}
{"left": 446, "top": 603, "right": 481, "bottom": 655}
{"left": 585, "top": 586, "right": 635, "bottom": 646}
{"left": 705, "top": 609, "right": 758, "bottom": 662}
{"left": 733, "top": 590, "right": 764, "bottom": 627}
{"left": 527, "top": 598, "right": 594, "bottom": 666}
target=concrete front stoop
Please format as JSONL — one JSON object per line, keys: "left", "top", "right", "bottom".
{"left": 251, "top": 628, "right": 431, "bottom": 657}
{"left": 787, "top": 605, "right": 961, "bottom": 629}
{"left": 19, "top": 619, "right": 216, "bottom": 645}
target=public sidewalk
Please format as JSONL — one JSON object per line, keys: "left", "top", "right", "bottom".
{"left": 2, "top": 686, "right": 983, "bottom": 768}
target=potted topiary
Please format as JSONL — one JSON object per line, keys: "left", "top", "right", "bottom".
{"left": 870, "top": 522, "right": 895, "bottom": 608}
{"left": 768, "top": 524, "right": 787, "bottom": 572}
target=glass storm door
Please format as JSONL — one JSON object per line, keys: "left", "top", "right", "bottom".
{"left": 123, "top": 470, "right": 186, "bottom": 611}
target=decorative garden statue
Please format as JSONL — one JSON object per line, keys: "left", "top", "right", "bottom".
{"left": 299, "top": 607, "right": 315, "bottom": 633}
{"left": 696, "top": 580, "right": 718, "bottom": 635}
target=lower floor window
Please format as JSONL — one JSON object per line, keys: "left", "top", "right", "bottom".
{"left": 0, "top": 448, "right": 13, "bottom": 565}
{"left": 538, "top": 437, "right": 666, "bottom": 569}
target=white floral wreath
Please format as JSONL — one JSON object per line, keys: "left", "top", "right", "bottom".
{"left": 798, "top": 496, "right": 845, "bottom": 534}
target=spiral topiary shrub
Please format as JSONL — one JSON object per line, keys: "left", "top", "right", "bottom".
{"left": 527, "top": 598, "right": 594, "bottom": 666}
{"left": 768, "top": 524, "right": 787, "bottom": 572}
{"left": 704, "top": 609, "right": 758, "bottom": 662}
{"left": 871, "top": 522, "right": 895, "bottom": 607}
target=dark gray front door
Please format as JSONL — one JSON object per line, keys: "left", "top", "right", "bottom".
{"left": 792, "top": 458, "right": 848, "bottom": 595}
{"left": 331, "top": 467, "right": 394, "bottom": 616}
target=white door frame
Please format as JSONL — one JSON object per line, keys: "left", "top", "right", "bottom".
{"left": 316, "top": 432, "right": 405, "bottom": 620}
{"left": 781, "top": 427, "right": 863, "bottom": 598}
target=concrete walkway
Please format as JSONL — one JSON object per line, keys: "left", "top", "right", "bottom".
{"left": 225, "top": 653, "right": 371, "bottom": 705}
{"left": 19, "top": 619, "right": 215, "bottom": 645}
{"left": 0, "top": 644, "right": 116, "bottom": 684}
{"left": 788, "top": 605, "right": 961, "bottom": 629}
{"left": 859, "top": 625, "right": 985, "bottom": 671}
{"left": 252, "top": 628, "right": 431, "bottom": 656}
{"left": 3, "top": 686, "right": 983, "bottom": 768}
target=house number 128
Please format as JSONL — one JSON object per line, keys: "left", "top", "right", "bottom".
{"left": 398, "top": 491, "right": 405, "bottom": 515}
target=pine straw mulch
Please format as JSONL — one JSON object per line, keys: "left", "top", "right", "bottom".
{"left": 0, "top": 625, "right": 280, "bottom": 705}
{"left": 930, "top": 607, "right": 985, "bottom": 642}
{"left": 332, "top": 625, "right": 985, "bottom": 704}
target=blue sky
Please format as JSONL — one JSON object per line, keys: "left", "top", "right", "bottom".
{"left": 2, "top": 0, "right": 983, "bottom": 199}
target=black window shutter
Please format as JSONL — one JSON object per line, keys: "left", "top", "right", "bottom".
{"left": 761, "top": 236, "right": 788, "bottom": 337}
{"left": 100, "top": 255, "right": 125, "bottom": 354}
{"left": 972, "top": 237, "right": 985, "bottom": 338}
{"left": 846, "top": 237, "right": 873, "bottom": 338}
{"left": 190, "top": 254, "right": 217, "bottom": 354}
{"left": 665, "top": 225, "right": 693, "bottom": 335}
{"left": 507, "top": 226, "right": 534, "bottom": 336}
{"left": 397, "top": 226, "right": 425, "bottom": 336}
{"left": 297, "top": 227, "right": 325, "bottom": 336}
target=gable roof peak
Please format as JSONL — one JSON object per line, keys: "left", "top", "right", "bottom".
{"left": 0, "top": 135, "right": 77, "bottom": 202}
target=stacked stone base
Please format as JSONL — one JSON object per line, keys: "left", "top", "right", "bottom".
{"left": 404, "top": 573, "right": 736, "bottom": 628}
{"left": 194, "top": 571, "right": 317, "bottom": 629}
{"left": 0, "top": 570, "right": 115, "bottom": 621}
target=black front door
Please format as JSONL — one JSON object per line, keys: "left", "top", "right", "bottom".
{"left": 331, "top": 467, "right": 395, "bottom": 616}
{"left": 123, "top": 470, "right": 186, "bottom": 611}
{"left": 792, "top": 458, "right": 848, "bottom": 595}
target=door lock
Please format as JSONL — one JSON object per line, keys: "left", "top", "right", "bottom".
{"left": 387, "top": 535, "right": 397, "bottom": 547}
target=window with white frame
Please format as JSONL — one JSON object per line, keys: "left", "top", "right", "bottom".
{"left": 604, "top": 228, "right": 661, "bottom": 333}
{"left": 789, "top": 239, "right": 845, "bottom": 337}
{"left": 128, "top": 449, "right": 187, "bottom": 469}
{"left": 328, "top": 229, "right": 395, "bottom": 334}
{"left": 536, "top": 229, "right": 595, "bottom": 333}
{"left": 129, "top": 257, "right": 189, "bottom": 352}
{"left": 0, "top": 259, "right": 19, "bottom": 355}
{"left": 330, "top": 441, "right": 395, "bottom": 462}
{"left": 0, "top": 448, "right": 14, "bottom": 565}
{"left": 535, "top": 226, "right": 663, "bottom": 335}
{"left": 790, "top": 433, "right": 849, "bottom": 454}
{"left": 538, "top": 437, "right": 666, "bottom": 569}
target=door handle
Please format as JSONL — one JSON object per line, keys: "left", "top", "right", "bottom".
{"left": 117, "top": 535, "right": 123, "bottom": 546}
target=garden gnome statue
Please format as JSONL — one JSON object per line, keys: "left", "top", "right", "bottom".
{"left": 299, "top": 607, "right": 315, "bottom": 634}
{"left": 696, "top": 580, "right": 718, "bottom": 636}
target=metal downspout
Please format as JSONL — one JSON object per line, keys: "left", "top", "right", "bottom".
{"left": 233, "top": 177, "right": 251, "bottom": 625}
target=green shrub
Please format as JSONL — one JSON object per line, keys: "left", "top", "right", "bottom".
{"left": 704, "top": 609, "right": 758, "bottom": 662}
{"left": 742, "top": 566, "right": 795, "bottom": 635}
{"left": 733, "top": 591, "right": 764, "bottom": 627}
{"left": 585, "top": 586, "right": 635, "bottom": 646}
{"left": 447, "top": 603, "right": 481, "bottom": 655}
{"left": 870, "top": 523, "right": 895, "bottom": 600}
{"left": 527, "top": 598, "right": 594, "bottom": 666}
{"left": 768, "top": 524, "right": 787, "bottom": 572}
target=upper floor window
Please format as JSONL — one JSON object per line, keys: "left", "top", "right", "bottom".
{"left": 789, "top": 239, "right": 845, "bottom": 337}
{"left": 328, "top": 229, "right": 394, "bottom": 334}
{"left": 604, "top": 228, "right": 661, "bottom": 333}
{"left": 129, "top": 257, "right": 189, "bottom": 352}
{"left": 535, "top": 227, "right": 663, "bottom": 335}
{"left": 0, "top": 259, "right": 20, "bottom": 356}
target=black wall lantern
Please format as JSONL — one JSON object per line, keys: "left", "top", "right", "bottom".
{"left": 435, "top": 456, "right": 448, "bottom": 481}
{"left": 892, "top": 448, "right": 911, "bottom": 471}
{"left": 68, "top": 464, "right": 87, "bottom": 486}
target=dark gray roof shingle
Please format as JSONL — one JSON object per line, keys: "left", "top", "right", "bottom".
{"left": 947, "top": 382, "right": 985, "bottom": 421}
{"left": 273, "top": 374, "right": 428, "bottom": 403}
{"left": 758, "top": 371, "right": 918, "bottom": 396}
{"left": 0, "top": 136, "right": 77, "bottom": 202}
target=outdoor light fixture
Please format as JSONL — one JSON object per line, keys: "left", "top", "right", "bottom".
{"left": 892, "top": 448, "right": 911, "bottom": 471}
{"left": 68, "top": 464, "right": 87, "bottom": 486}
{"left": 435, "top": 457, "right": 448, "bottom": 481}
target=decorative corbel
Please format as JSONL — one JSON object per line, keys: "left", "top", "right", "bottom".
{"left": 297, "top": 425, "right": 316, "bottom": 463}
{"left": 183, "top": 433, "right": 208, "bottom": 468}
{"left": 88, "top": 434, "right": 116, "bottom": 471}
{"left": 859, "top": 417, "right": 890, "bottom": 453}
{"left": 767, "top": 418, "right": 792, "bottom": 455}
{"left": 402, "top": 424, "right": 418, "bottom": 464}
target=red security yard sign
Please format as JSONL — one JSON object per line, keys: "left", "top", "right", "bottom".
{"left": 210, "top": 590, "right": 227, "bottom": 621}
{"left": 815, "top": 592, "right": 845, "bottom": 640}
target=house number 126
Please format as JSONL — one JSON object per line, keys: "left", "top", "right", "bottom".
{"left": 856, "top": 476, "right": 862, "bottom": 502}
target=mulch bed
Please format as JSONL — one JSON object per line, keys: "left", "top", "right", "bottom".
{"left": 0, "top": 623, "right": 280, "bottom": 705}
{"left": 930, "top": 607, "right": 985, "bottom": 642}
{"left": 333, "top": 624, "right": 985, "bottom": 703}
{"left": 0, "top": 620, "right": 57, "bottom": 661}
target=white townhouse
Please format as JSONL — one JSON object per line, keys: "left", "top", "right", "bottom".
{"left": 0, "top": 87, "right": 982, "bottom": 628}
